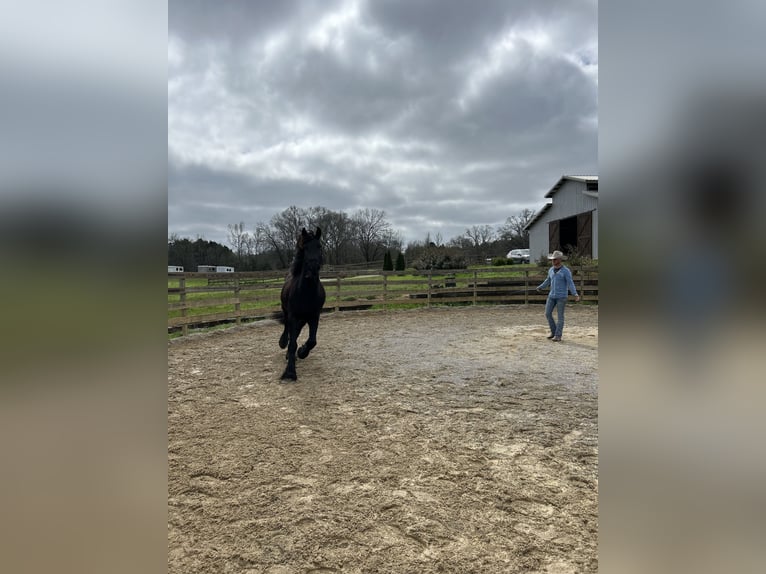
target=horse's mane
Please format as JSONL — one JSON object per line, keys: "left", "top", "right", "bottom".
{"left": 288, "top": 229, "right": 319, "bottom": 276}
{"left": 289, "top": 249, "right": 305, "bottom": 276}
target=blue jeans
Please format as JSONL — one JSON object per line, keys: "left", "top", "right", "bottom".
{"left": 545, "top": 297, "right": 567, "bottom": 338}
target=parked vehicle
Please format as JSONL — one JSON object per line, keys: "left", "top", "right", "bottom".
{"left": 507, "top": 248, "right": 530, "bottom": 264}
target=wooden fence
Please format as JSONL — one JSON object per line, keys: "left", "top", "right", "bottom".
{"left": 168, "top": 266, "right": 598, "bottom": 336}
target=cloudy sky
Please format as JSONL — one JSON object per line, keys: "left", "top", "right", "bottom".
{"left": 168, "top": 0, "right": 597, "bottom": 246}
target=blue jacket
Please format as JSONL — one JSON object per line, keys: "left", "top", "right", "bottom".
{"left": 537, "top": 265, "right": 578, "bottom": 298}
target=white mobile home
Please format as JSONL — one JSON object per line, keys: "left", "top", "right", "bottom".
{"left": 525, "top": 175, "right": 598, "bottom": 261}
{"left": 197, "top": 265, "right": 235, "bottom": 273}
{"left": 168, "top": 265, "right": 184, "bottom": 273}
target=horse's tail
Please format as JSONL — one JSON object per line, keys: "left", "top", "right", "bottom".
{"left": 271, "top": 310, "right": 285, "bottom": 324}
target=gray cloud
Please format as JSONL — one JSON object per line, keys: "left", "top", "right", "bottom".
{"left": 169, "top": 0, "right": 597, "bottom": 245}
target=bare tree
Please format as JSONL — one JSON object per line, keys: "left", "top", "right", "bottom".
{"left": 447, "top": 234, "right": 474, "bottom": 249}
{"left": 256, "top": 216, "right": 293, "bottom": 269}
{"left": 267, "top": 206, "right": 308, "bottom": 267}
{"left": 304, "top": 206, "right": 332, "bottom": 231}
{"left": 273, "top": 206, "right": 306, "bottom": 241}
{"left": 381, "top": 228, "right": 404, "bottom": 254}
{"left": 498, "top": 208, "right": 536, "bottom": 246}
{"left": 249, "top": 225, "right": 266, "bottom": 255}
{"left": 242, "top": 206, "right": 404, "bottom": 267}
{"left": 318, "top": 210, "right": 355, "bottom": 266}
{"left": 352, "top": 208, "right": 392, "bottom": 262}
{"left": 227, "top": 221, "right": 250, "bottom": 266}
{"left": 465, "top": 224, "right": 495, "bottom": 247}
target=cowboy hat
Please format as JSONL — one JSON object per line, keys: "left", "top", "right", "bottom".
{"left": 547, "top": 250, "right": 566, "bottom": 260}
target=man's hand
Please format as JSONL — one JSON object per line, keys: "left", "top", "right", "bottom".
{"left": 575, "top": 295, "right": 581, "bottom": 302}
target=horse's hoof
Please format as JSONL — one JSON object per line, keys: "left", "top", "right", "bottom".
{"left": 279, "top": 338, "right": 287, "bottom": 349}
{"left": 280, "top": 371, "right": 297, "bottom": 381}
{"left": 297, "top": 347, "right": 308, "bottom": 359}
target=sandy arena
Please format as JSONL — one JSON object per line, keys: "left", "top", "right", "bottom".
{"left": 168, "top": 305, "right": 598, "bottom": 573}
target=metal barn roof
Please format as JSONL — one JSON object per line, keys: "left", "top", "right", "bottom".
{"left": 524, "top": 175, "right": 598, "bottom": 231}
{"left": 544, "top": 175, "right": 598, "bottom": 198}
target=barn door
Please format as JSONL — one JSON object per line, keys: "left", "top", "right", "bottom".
{"left": 548, "top": 220, "right": 560, "bottom": 253}
{"left": 576, "top": 211, "right": 593, "bottom": 257}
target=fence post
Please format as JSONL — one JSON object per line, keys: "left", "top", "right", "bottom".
{"left": 383, "top": 272, "right": 388, "bottom": 312}
{"left": 427, "top": 270, "right": 432, "bottom": 308}
{"left": 473, "top": 270, "right": 477, "bottom": 306}
{"left": 179, "top": 276, "right": 188, "bottom": 337}
{"left": 234, "top": 274, "right": 241, "bottom": 325}
{"left": 335, "top": 276, "right": 341, "bottom": 312}
{"left": 580, "top": 266, "right": 585, "bottom": 300}
{"left": 524, "top": 270, "right": 529, "bottom": 305}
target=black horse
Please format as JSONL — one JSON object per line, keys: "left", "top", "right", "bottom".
{"left": 278, "top": 227, "right": 326, "bottom": 381}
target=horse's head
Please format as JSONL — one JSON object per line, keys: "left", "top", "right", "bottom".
{"left": 297, "top": 227, "right": 323, "bottom": 280}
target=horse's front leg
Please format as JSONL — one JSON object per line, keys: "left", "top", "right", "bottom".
{"left": 297, "top": 315, "right": 319, "bottom": 359}
{"left": 278, "top": 321, "right": 288, "bottom": 349}
{"left": 281, "top": 318, "right": 299, "bottom": 381}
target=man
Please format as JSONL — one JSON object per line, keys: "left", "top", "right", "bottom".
{"left": 536, "top": 250, "right": 580, "bottom": 342}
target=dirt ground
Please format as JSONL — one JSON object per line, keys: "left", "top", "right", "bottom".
{"left": 168, "top": 305, "right": 598, "bottom": 573}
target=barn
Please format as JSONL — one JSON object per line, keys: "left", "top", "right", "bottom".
{"left": 525, "top": 175, "right": 598, "bottom": 262}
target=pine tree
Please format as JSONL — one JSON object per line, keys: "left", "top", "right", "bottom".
{"left": 383, "top": 250, "right": 393, "bottom": 271}
{"left": 395, "top": 252, "right": 405, "bottom": 271}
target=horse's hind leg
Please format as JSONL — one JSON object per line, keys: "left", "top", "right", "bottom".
{"left": 281, "top": 318, "right": 298, "bottom": 380}
{"left": 278, "top": 304, "right": 289, "bottom": 349}
{"left": 297, "top": 315, "right": 319, "bottom": 359}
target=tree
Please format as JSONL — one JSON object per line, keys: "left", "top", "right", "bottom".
{"left": 464, "top": 224, "right": 495, "bottom": 247}
{"left": 168, "top": 236, "right": 195, "bottom": 270}
{"left": 315, "top": 209, "right": 354, "bottom": 266}
{"left": 383, "top": 250, "right": 393, "bottom": 271}
{"left": 381, "top": 228, "right": 404, "bottom": 255}
{"left": 262, "top": 206, "right": 308, "bottom": 268}
{"left": 256, "top": 221, "right": 285, "bottom": 267}
{"left": 227, "top": 221, "right": 250, "bottom": 266}
{"left": 352, "top": 208, "right": 392, "bottom": 263}
{"left": 447, "top": 234, "right": 475, "bottom": 250}
{"left": 395, "top": 251, "right": 405, "bottom": 270}
{"left": 498, "top": 208, "right": 536, "bottom": 247}
{"left": 168, "top": 236, "right": 236, "bottom": 270}
{"left": 247, "top": 226, "right": 267, "bottom": 257}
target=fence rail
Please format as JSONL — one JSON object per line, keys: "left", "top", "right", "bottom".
{"left": 168, "top": 266, "right": 598, "bottom": 336}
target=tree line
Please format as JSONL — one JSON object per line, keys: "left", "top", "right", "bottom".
{"left": 168, "top": 205, "right": 535, "bottom": 272}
